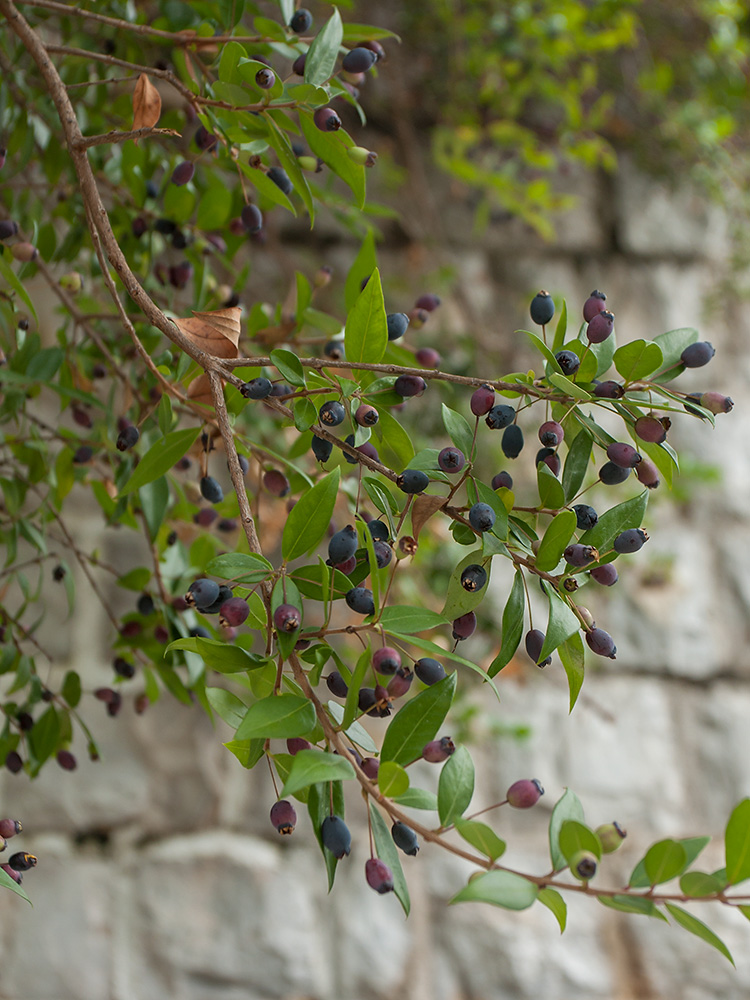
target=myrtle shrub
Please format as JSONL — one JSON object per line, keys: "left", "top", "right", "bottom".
{"left": 0, "top": 0, "right": 748, "bottom": 962}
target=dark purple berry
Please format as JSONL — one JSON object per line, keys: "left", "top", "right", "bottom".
{"left": 319, "top": 400, "right": 346, "bottom": 426}
{"left": 502, "top": 424, "right": 524, "bottom": 458}
{"left": 311, "top": 434, "right": 333, "bottom": 463}
{"left": 452, "top": 611, "right": 477, "bottom": 640}
{"left": 200, "top": 475, "right": 223, "bottom": 504}
{"left": 373, "top": 540, "right": 392, "bottom": 568}
{"left": 555, "top": 350, "right": 580, "bottom": 376}
{"left": 373, "top": 647, "right": 401, "bottom": 675}
{"left": 572, "top": 504, "right": 598, "bottom": 531}
{"left": 329, "top": 525, "right": 358, "bottom": 565}
{"left": 367, "top": 520, "right": 389, "bottom": 541}
{"left": 56, "top": 750, "right": 77, "bottom": 771}
{"left": 583, "top": 290, "right": 607, "bottom": 322}
{"left": 267, "top": 166, "right": 293, "bottom": 195}
{"left": 355, "top": 404, "right": 379, "bottom": 426}
{"left": 414, "top": 657, "right": 446, "bottom": 685}
{"left": 387, "top": 313, "right": 410, "bottom": 341}
{"left": 186, "top": 578, "right": 220, "bottom": 610}
{"left": 586, "top": 309, "right": 614, "bottom": 344}
{"left": 634, "top": 415, "right": 667, "bottom": 444}
{"left": 564, "top": 543, "right": 599, "bottom": 567}
{"left": 292, "top": 52, "right": 307, "bottom": 75}
{"left": 4, "top": 752, "right": 22, "bottom": 774}
{"left": 525, "top": 629, "right": 551, "bottom": 667}
{"left": 0, "top": 219, "right": 19, "bottom": 241}
{"left": 321, "top": 815, "right": 351, "bottom": 858}
{"left": 274, "top": 604, "right": 301, "bottom": 632}
{"left": 195, "top": 125, "right": 217, "bottom": 151}
{"left": 593, "top": 380, "right": 625, "bottom": 399}
{"left": 438, "top": 447, "right": 465, "bottom": 473}
{"left": 287, "top": 738, "right": 312, "bottom": 755}
{"left": 599, "top": 461, "right": 630, "bottom": 485}
{"left": 0, "top": 820, "right": 21, "bottom": 839}
{"left": 218, "top": 518, "right": 237, "bottom": 533}
{"left": 394, "top": 374, "right": 426, "bottom": 397}
{"left": 256, "top": 68, "right": 276, "bottom": 90}
{"left": 194, "top": 508, "right": 217, "bottom": 527}
{"left": 201, "top": 585, "right": 234, "bottom": 615}
{"left": 700, "top": 391, "right": 733, "bottom": 414}
{"left": 416, "top": 346, "right": 440, "bottom": 368}
{"left": 365, "top": 857, "right": 394, "bottom": 894}
{"left": 530, "top": 290, "right": 555, "bottom": 326}
{"left": 636, "top": 457, "right": 660, "bottom": 489}
{"left": 387, "top": 667, "right": 413, "bottom": 698}
{"left": 613, "top": 528, "right": 649, "bottom": 554}
{"left": 468, "top": 502, "right": 495, "bottom": 533}
{"left": 415, "top": 293, "right": 441, "bottom": 312}
{"left": 334, "top": 554, "right": 357, "bottom": 576}
{"left": 485, "top": 404, "right": 515, "bottom": 429}
{"left": 270, "top": 382, "right": 292, "bottom": 398}
{"left": 397, "top": 469, "right": 429, "bottom": 494}
{"left": 270, "top": 799, "right": 297, "bottom": 835}
{"left": 391, "top": 821, "right": 419, "bottom": 856}
{"left": 52, "top": 564, "right": 66, "bottom": 582}
{"left": 240, "top": 204, "right": 263, "bottom": 234}
{"left": 289, "top": 8, "right": 312, "bottom": 32}
{"left": 263, "top": 469, "right": 290, "bottom": 496}
{"left": 586, "top": 627, "right": 617, "bottom": 658}
{"left": 460, "top": 563, "right": 487, "bottom": 592}
{"left": 171, "top": 161, "right": 195, "bottom": 186}
{"left": 506, "top": 778, "right": 544, "bottom": 808}
{"left": 73, "top": 445, "right": 93, "bottom": 464}
{"left": 536, "top": 447, "right": 561, "bottom": 476}
{"left": 8, "top": 852, "right": 37, "bottom": 872}
{"left": 346, "top": 587, "right": 375, "bottom": 616}
{"left": 606, "top": 442, "right": 641, "bottom": 468}
{"left": 538, "top": 421, "right": 564, "bottom": 447}
{"left": 219, "top": 597, "right": 250, "bottom": 627}
{"left": 342, "top": 47, "right": 378, "bottom": 74}
{"left": 422, "top": 736, "right": 455, "bottom": 763}
{"left": 492, "top": 471, "right": 513, "bottom": 490}
{"left": 680, "top": 341, "right": 715, "bottom": 368}
{"left": 131, "top": 216, "right": 148, "bottom": 238}
{"left": 326, "top": 671, "right": 348, "bottom": 698}
{"left": 116, "top": 425, "right": 139, "bottom": 451}
{"left": 113, "top": 657, "right": 135, "bottom": 678}
{"left": 355, "top": 441, "right": 379, "bottom": 462}
{"left": 361, "top": 757, "right": 380, "bottom": 780}
{"left": 324, "top": 339, "right": 345, "bottom": 360}
{"left": 313, "top": 107, "right": 342, "bottom": 132}
{"left": 471, "top": 384, "right": 495, "bottom": 416}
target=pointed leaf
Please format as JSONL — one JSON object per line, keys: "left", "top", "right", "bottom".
{"left": 282, "top": 468, "right": 341, "bottom": 562}
{"left": 455, "top": 819, "right": 506, "bottom": 861}
{"left": 303, "top": 8, "right": 344, "bottom": 87}
{"left": 441, "top": 404, "right": 475, "bottom": 457}
{"left": 562, "top": 429, "right": 593, "bottom": 502}
{"left": 281, "top": 748, "right": 355, "bottom": 797}
{"left": 344, "top": 267, "right": 387, "bottom": 364}
{"left": 558, "top": 820, "right": 602, "bottom": 863}
{"left": 378, "top": 761, "right": 409, "bottom": 798}
{"left": 378, "top": 606, "right": 447, "bottom": 634}
{"left": 537, "top": 463, "right": 565, "bottom": 510}
{"left": 535, "top": 510, "right": 577, "bottom": 572}
{"left": 539, "top": 582, "right": 581, "bottom": 661}
{"left": 558, "top": 632, "right": 585, "bottom": 711}
{"left": 598, "top": 894, "right": 666, "bottom": 919}
{"left": 579, "top": 491, "right": 648, "bottom": 554}
{"left": 380, "top": 672, "right": 457, "bottom": 766}
{"left": 438, "top": 745, "right": 474, "bottom": 826}
{"left": 488, "top": 570, "right": 526, "bottom": 676}
{"left": 679, "top": 871, "right": 724, "bottom": 897}
{"left": 120, "top": 427, "right": 201, "bottom": 495}
{"left": 665, "top": 904, "right": 734, "bottom": 965}
{"left": 369, "top": 802, "right": 410, "bottom": 915}
{"left": 643, "top": 839, "right": 688, "bottom": 886}
{"left": 549, "top": 788, "right": 585, "bottom": 871}
{"left": 725, "top": 798, "right": 750, "bottom": 885}
{"left": 235, "top": 694, "right": 316, "bottom": 740}
{"left": 450, "top": 870, "right": 538, "bottom": 910}
{"left": 538, "top": 887, "right": 566, "bottom": 932}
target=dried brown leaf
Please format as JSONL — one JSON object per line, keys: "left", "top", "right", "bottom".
{"left": 411, "top": 494, "right": 446, "bottom": 540}
{"left": 254, "top": 318, "right": 296, "bottom": 346}
{"left": 132, "top": 74, "right": 162, "bottom": 140}
{"left": 174, "top": 307, "right": 242, "bottom": 407}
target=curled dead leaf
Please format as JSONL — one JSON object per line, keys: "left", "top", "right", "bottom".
{"left": 174, "top": 307, "right": 242, "bottom": 407}
{"left": 411, "top": 493, "right": 446, "bottom": 540}
{"left": 132, "top": 74, "right": 162, "bottom": 141}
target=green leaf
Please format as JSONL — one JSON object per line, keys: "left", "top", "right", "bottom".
{"left": 725, "top": 798, "right": 750, "bottom": 885}
{"left": 28, "top": 705, "right": 59, "bottom": 768}
{"left": 206, "top": 552, "right": 273, "bottom": 582}
{"left": 535, "top": 510, "right": 577, "bottom": 572}
{"left": 653, "top": 327, "right": 699, "bottom": 371}
{"left": 61, "top": 670, "right": 81, "bottom": 709}
{"left": 558, "top": 820, "right": 602, "bottom": 863}
{"left": 679, "top": 871, "right": 724, "bottom": 897}
{"left": 120, "top": 427, "right": 201, "bottom": 495}
{"left": 0, "top": 252, "right": 37, "bottom": 324}
{"left": 598, "top": 894, "right": 666, "bottom": 919}
{"left": 206, "top": 688, "right": 248, "bottom": 729}
{"left": 441, "top": 404, "right": 475, "bottom": 457}
{"left": 393, "top": 787, "right": 438, "bottom": 811}
{"left": 266, "top": 118, "right": 314, "bottom": 223}
{"left": 562, "top": 430, "right": 593, "bottom": 502}
{"left": 223, "top": 738, "right": 265, "bottom": 769}
{"left": 281, "top": 748, "right": 355, "bottom": 797}
{"left": 342, "top": 644, "right": 371, "bottom": 730}
{"left": 522, "top": 330, "right": 562, "bottom": 372}
{"left": 369, "top": 801, "right": 410, "bottom": 915}
{"left": 343, "top": 266, "right": 387, "bottom": 364}
{"left": 441, "top": 549, "right": 491, "bottom": 620}
{"left": 139, "top": 476, "right": 169, "bottom": 542}
{"left": 455, "top": 819, "right": 506, "bottom": 861}
{"left": 282, "top": 467, "right": 341, "bottom": 562}
{"left": 325, "top": 700, "right": 378, "bottom": 754}
{"left": 238, "top": 159, "right": 296, "bottom": 214}
{"left": 643, "top": 839, "right": 688, "bottom": 885}
{"left": 0, "top": 865, "right": 31, "bottom": 903}
{"left": 630, "top": 836, "right": 710, "bottom": 888}
{"left": 387, "top": 632, "right": 500, "bottom": 697}
{"left": 235, "top": 694, "right": 316, "bottom": 740}
{"left": 345, "top": 229, "right": 378, "bottom": 311}
{"left": 378, "top": 760, "right": 409, "bottom": 798}
{"left": 378, "top": 606, "right": 447, "bottom": 634}
{"left": 539, "top": 582, "right": 581, "bottom": 661}
{"left": 270, "top": 348, "right": 306, "bottom": 387}
{"left": 552, "top": 299, "right": 567, "bottom": 352}
{"left": 196, "top": 181, "right": 232, "bottom": 230}
{"left": 613, "top": 339, "right": 663, "bottom": 382}
{"left": 373, "top": 408, "right": 415, "bottom": 470}
{"left": 579, "top": 491, "right": 648, "bottom": 554}
{"left": 537, "top": 463, "right": 565, "bottom": 510}
{"left": 549, "top": 788, "right": 585, "bottom": 871}
{"left": 167, "top": 637, "right": 268, "bottom": 673}
{"left": 438, "top": 745, "right": 474, "bottom": 826}
{"left": 665, "top": 904, "right": 734, "bottom": 965}
{"left": 380, "top": 672, "right": 457, "bottom": 766}
{"left": 27, "top": 347, "right": 64, "bottom": 381}
{"left": 450, "top": 870, "right": 538, "bottom": 910}
{"left": 548, "top": 372, "right": 591, "bottom": 400}
{"left": 308, "top": 779, "right": 345, "bottom": 891}
{"left": 488, "top": 570, "right": 526, "bottom": 676}
{"left": 538, "top": 887, "right": 566, "bottom": 932}
{"left": 303, "top": 7, "right": 343, "bottom": 87}
{"left": 298, "top": 111, "right": 366, "bottom": 208}
{"left": 558, "top": 632, "right": 585, "bottom": 711}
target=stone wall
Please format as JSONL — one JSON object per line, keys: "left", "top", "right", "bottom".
{"left": 2, "top": 149, "right": 750, "bottom": 1000}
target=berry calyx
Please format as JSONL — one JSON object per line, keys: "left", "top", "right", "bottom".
{"left": 460, "top": 563, "right": 487, "bottom": 592}
{"left": 438, "top": 447, "right": 465, "bottom": 473}
{"left": 569, "top": 849, "right": 598, "bottom": 881}
{"left": 313, "top": 107, "right": 342, "bottom": 132}
{"left": 274, "top": 604, "right": 301, "bottom": 632}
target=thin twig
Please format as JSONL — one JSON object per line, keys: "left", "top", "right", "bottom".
{"left": 74, "top": 126, "right": 181, "bottom": 149}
